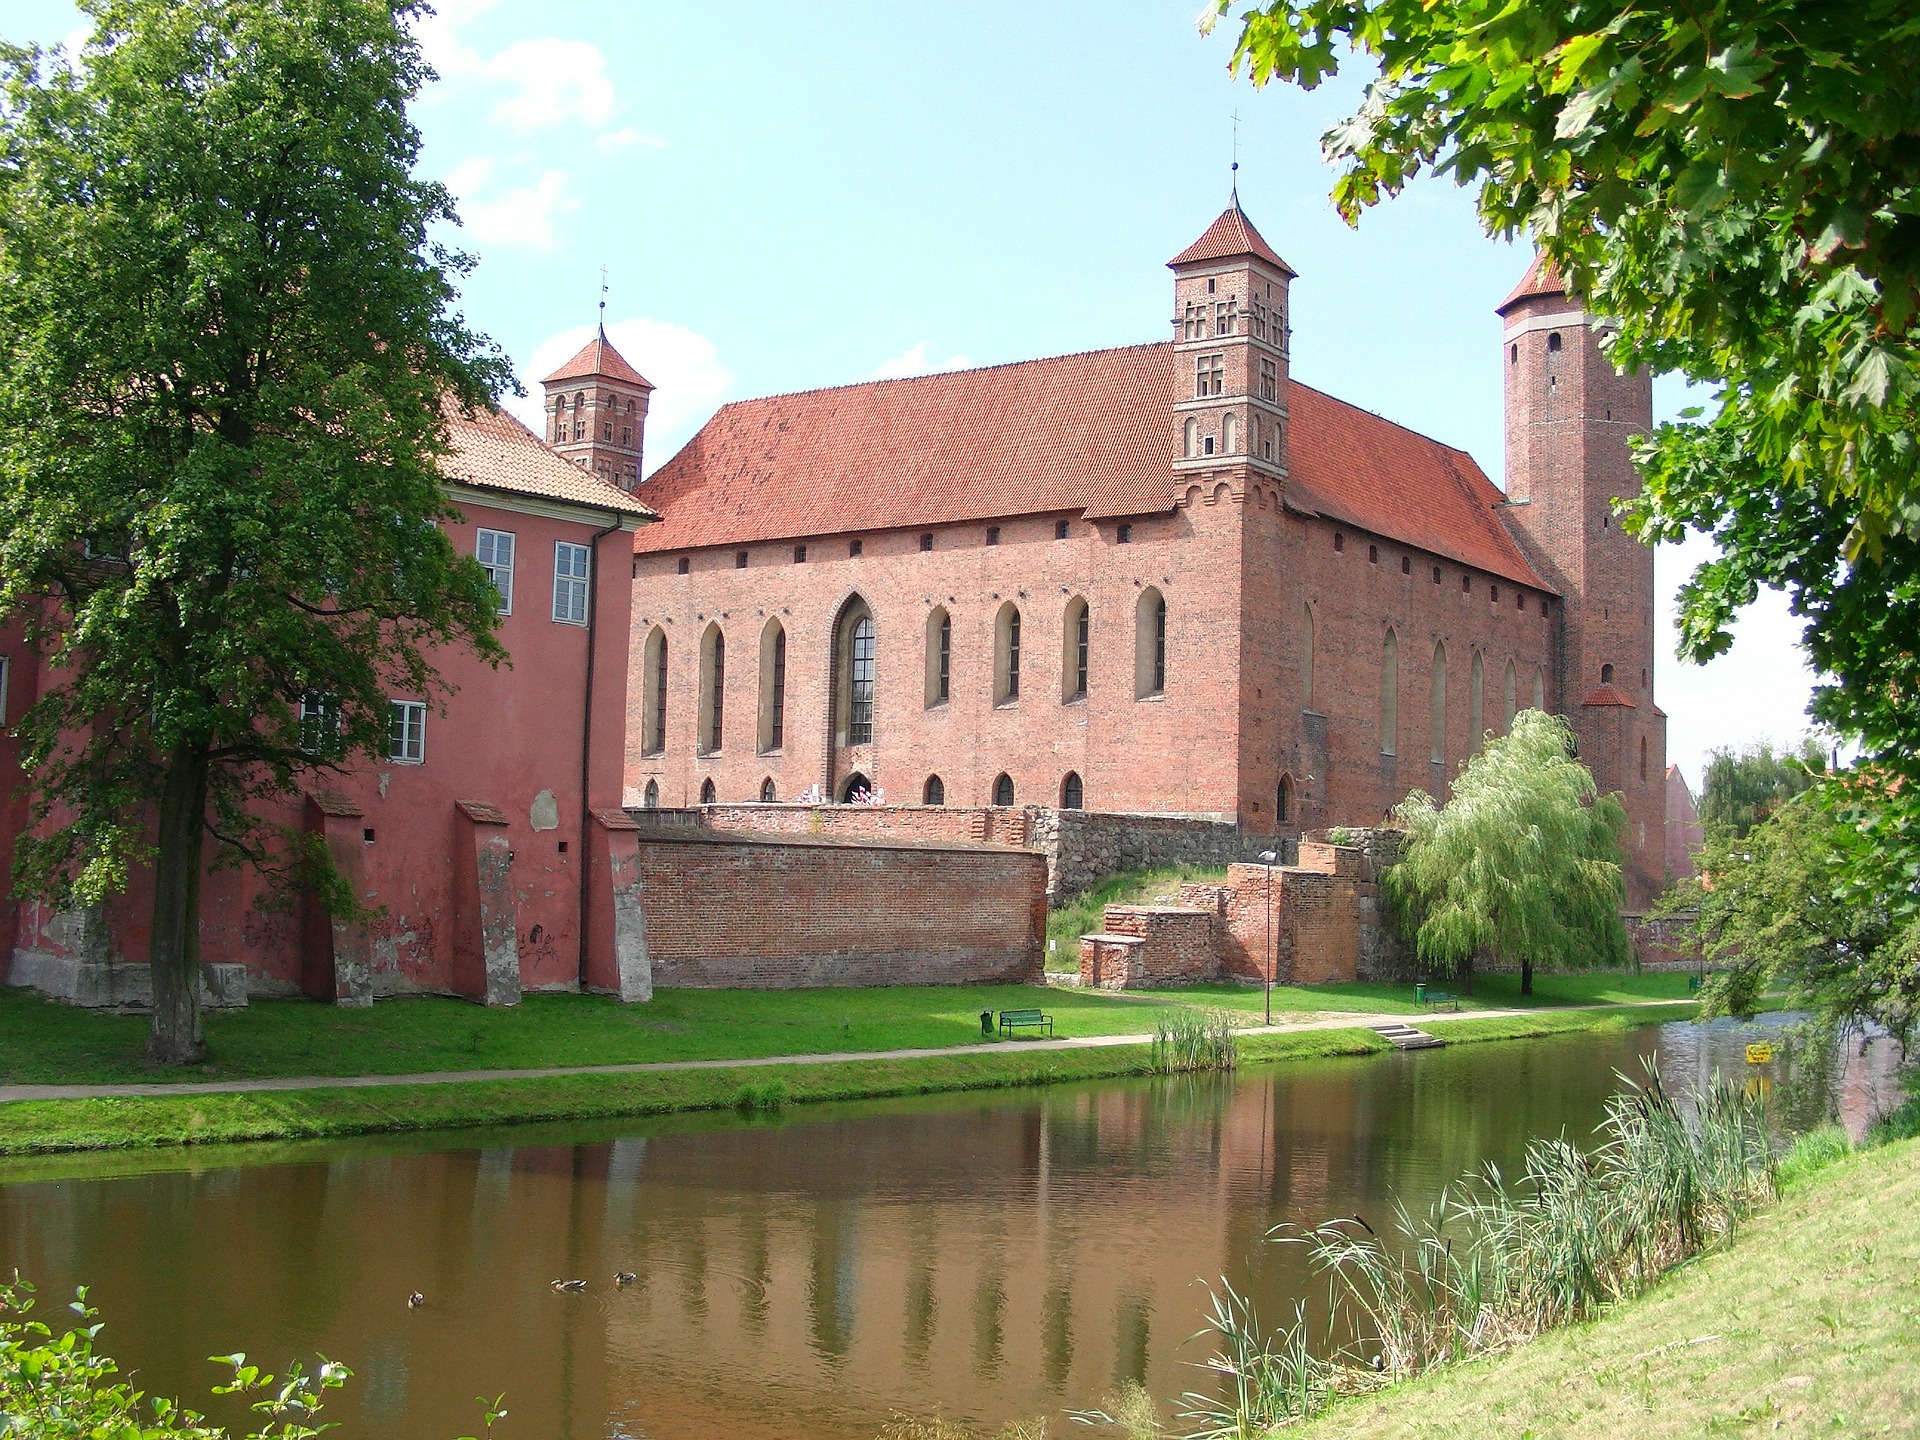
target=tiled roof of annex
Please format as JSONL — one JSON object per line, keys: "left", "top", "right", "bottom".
{"left": 633, "top": 342, "right": 1546, "bottom": 589}
{"left": 442, "top": 404, "right": 656, "bottom": 519}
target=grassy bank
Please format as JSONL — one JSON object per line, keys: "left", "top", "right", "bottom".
{"left": 0, "top": 1003, "right": 1696, "bottom": 1157}
{"left": 1279, "top": 1132, "right": 1920, "bottom": 1438}
{"left": 0, "top": 971, "right": 1699, "bottom": 1088}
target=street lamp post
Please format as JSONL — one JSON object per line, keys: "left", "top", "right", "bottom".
{"left": 1257, "top": 849, "right": 1278, "bottom": 1027}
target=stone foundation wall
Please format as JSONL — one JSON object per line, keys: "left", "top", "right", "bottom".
{"left": 1099, "top": 905, "right": 1219, "bottom": 986}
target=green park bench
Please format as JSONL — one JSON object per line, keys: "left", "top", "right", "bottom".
{"left": 1419, "top": 988, "right": 1461, "bottom": 1012}
{"left": 998, "top": 1008, "right": 1054, "bottom": 1039}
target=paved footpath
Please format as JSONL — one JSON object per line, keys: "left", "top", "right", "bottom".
{"left": 0, "top": 1001, "right": 1690, "bottom": 1105}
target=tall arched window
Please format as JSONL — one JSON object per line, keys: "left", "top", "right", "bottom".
{"left": 923, "top": 774, "right": 945, "bottom": 805}
{"left": 995, "top": 602, "right": 1022, "bottom": 703}
{"left": 1532, "top": 666, "right": 1545, "bottom": 710}
{"left": 699, "top": 777, "right": 716, "bottom": 805}
{"left": 992, "top": 773, "right": 1015, "bottom": 806}
{"left": 1302, "top": 604, "right": 1315, "bottom": 710}
{"left": 1222, "top": 414, "right": 1238, "bottom": 453}
{"left": 1430, "top": 641, "right": 1447, "bottom": 763}
{"left": 642, "top": 778, "right": 659, "bottom": 809}
{"left": 1060, "top": 772, "right": 1084, "bottom": 809}
{"left": 1135, "top": 588, "right": 1167, "bottom": 699}
{"left": 833, "top": 597, "right": 876, "bottom": 747}
{"left": 699, "top": 623, "right": 725, "bottom": 753}
{"left": 1380, "top": 628, "right": 1399, "bottom": 756}
{"left": 1640, "top": 736, "right": 1649, "bottom": 782}
{"left": 1183, "top": 416, "right": 1199, "bottom": 458}
{"left": 1470, "top": 649, "right": 1485, "bottom": 741}
{"left": 760, "top": 777, "right": 777, "bottom": 802}
{"left": 1276, "top": 774, "right": 1293, "bottom": 824}
{"left": 924, "top": 607, "right": 951, "bottom": 707}
{"left": 1503, "top": 659, "right": 1518, "bottom": 729}
{"left": 758, "top": 619, "right": 786, "bottom": 754}
{"left": 1062, "top": 596, "right": 1089, "bottom": 702}
{"left": 641, "top": 627, "right": 667, "bottom": 755}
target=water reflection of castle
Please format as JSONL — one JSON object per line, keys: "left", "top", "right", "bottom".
{"left": 0, "top": 1022, "right": 1898, "bottom": 1440}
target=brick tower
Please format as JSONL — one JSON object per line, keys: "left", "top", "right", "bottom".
{"left": 1496, "top": 256, "right": 1667, "bottom": 906}
{"left": 540, "top": 328, "right": 655, "bottom": 492}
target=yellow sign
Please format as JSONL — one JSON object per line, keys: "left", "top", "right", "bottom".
{"left": 1746, "top": 1042, "right": 1774, "bottom": 1064}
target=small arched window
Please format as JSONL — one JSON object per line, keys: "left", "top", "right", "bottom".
{"left": 925, "top": 607, "right": 951, "bottom": 707}
{"left": 1503, "top": 659, "right": 1518, "bottom": 728}
{"left": 1600, "top": 663, "right": 1615, "bottom": 685}
{"left": 1380, "top": 628, "right": 1399, "bottom": 756}
{"left": 1060, "top": 772, "right": 1083, "bottom": 809}
{"left": 992, "top": 773, "right": 1014, "bottom": 806}
{"left": 760, "top": 777, "right": 777, "bottom": 802}
{"left": 1062, "top": 596, "right": 1089, "bottom": 702}
{"left": 1430, "top": 641, "right": 1447, "bottom": 763}
{"left": 995, "top": 602, "right": 1022, "bottom": 703}
{"left": 1183, "top": 416, "right": 1199, "bottom": 458}
{"left": 1547, "top": 332, "right": 1563, "bottom": 355}
{"left": 641, "top": 627, "right": 667, "bottom": 756}
{"left": 1135, "top": 588, "right": 1167, "bottom": 699}
{"left": 699, "top": 777, "right": 716, "bottom": 805}
{"left": 698, "top": 624, "right": 725, "bottom": 754}
{"left": 643, "top": 778, "right": 659, "bottom": 809}
{"left": 923, "top": 774, "right": 945, "bottom": 806}
{"left": 1276, "top": 774, "right": 1293, "bottom": 824}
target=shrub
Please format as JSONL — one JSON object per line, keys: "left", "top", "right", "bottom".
{"left": 1150, "top": 1009, "right": 1238, "bottom": 1074}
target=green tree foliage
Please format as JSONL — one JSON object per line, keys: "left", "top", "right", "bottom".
{"left": 0, "top": 0, "right": 511, "bottom": 1062}
{"left": 1688, "top": 786, "right": 1920, "bottom": 1052}
{"left": 1386, "top": 711, "right": 1627, "bottom": 996}
{"left": 1699, "top": 737, "right": 1828, "bottom": 837}
{"left": 1206, "top": 0, "right": 1920, "bottom": 882}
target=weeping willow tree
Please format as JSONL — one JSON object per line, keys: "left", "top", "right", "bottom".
{"left": 1387, "top": 711, "right": 1628, "bottom": 996}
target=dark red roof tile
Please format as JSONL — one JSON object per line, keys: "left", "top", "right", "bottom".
{"left": 542, "top": 328, "right": 655, "bottom": 390}
{"left": 1169, "top": 204, "right": 1295, "bottom": 275}
{"left": 1580, "top": 683, "right": 1637, "bottom": 708}
{"left": 632, "top": 342, "right": 1545, "bottom": 587}
{"left": 1497, "top": 253, "right": 1566, "bottom": 313}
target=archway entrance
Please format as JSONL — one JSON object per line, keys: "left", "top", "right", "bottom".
{"left": 841, "top": 772, "right": 872, "bottom": 804}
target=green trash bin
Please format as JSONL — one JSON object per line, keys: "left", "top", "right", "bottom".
{"left": 1414, "top": 983, "right": 1427, "bottom": 1005}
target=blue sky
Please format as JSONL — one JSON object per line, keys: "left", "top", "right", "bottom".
{"left": 7, "top": 0, "right": 1819, "bottom": 792}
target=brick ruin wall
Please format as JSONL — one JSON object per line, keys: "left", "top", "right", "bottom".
{"left": 691, "top": 801, "right": 1277, "bottom": 901}
{"left": 633, "top": 832, "right": 1045, "bottom": 989}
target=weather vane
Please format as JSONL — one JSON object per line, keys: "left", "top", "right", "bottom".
{"left": 1231, "top": 109, "right": 1241, "bottom": 202}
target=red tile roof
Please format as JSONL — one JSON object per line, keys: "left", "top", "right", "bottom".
{"left": 1579, "top": 683, "right": 1637, "bottom": 708}
{"left": 442, "top": 404, "right": 656, "bottom": 519}
{"left": 1169, "top": 204, "right": 1295, "bottom": 275}
{"left": 632, "top": 343, "right": 1546, "bottom": 588}
{"left": 542, "top": 328, "right": 655, "bottom": 390}
{"left": 1497, "top": 253, "right": 1566, "bottom": 313}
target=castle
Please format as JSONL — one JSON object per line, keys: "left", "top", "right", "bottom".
{"left": 555, "top": 201, "right": 1668, "bottom": 908}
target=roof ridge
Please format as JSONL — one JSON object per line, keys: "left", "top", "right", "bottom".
{"left": 708, "top": 340, "right": 1170, "bottom": 414}
{"left": 1287, "top": 378, "right": 1484, "bottom": 467}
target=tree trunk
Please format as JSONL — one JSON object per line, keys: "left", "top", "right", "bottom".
{"left": 1460, "top": 952, "right": 1474, "bottom": 997}
{"left": 1520, "top": 955, "right": 1534, "bottom": 997}
{"left": 147, "top": 741, "right": 211, "bottom": 1065}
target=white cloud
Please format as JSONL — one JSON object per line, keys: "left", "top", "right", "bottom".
{"left": 511, "top": 318, "right": 734, "bottom": 472}
{"left": 869, "top": 342, "right": 974, "bottom": 380}
{"left": 476, "top": 38, "right": 616, "bottom": 129}
{"left": 1657, "top": 531, "right": 1821, "bottom": 795}
{"left": 444, "top": 158, "right": 578, "bottom": 255}
{"left": 598, "top": 127, "right": 670, "bottom": 156}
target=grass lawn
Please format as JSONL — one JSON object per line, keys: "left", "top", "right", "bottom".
{"left": 0, "top": 970, "right": 1698, "bottom": 1089}
{"left": 1285, "top": 1134, "right": 1920, "bottom": 1438}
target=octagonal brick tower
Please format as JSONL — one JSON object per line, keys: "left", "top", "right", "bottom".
{"left": 1496, "top": 257, "right": 1668, "bottom": 907}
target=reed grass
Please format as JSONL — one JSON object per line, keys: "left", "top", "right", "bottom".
{"left": 1149, "top": 1009, "right": 1239, "bottom": 1074}
{"left": 1187, "top": 1059, "right": 1776, "bottom": 1432}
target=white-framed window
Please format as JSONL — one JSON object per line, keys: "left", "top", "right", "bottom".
{"left": 387, "top": 700, "right": 426, "bottom": 764}
{"left": 476, "top": 528, "right": 515, "bottom": 614}
{"left": 1195, "top": 353, "right": 1224, "bottom": 398}
{"left": 298, "top": 691, "right": 341, "bottom": 756}
{"left": 553, "top": 541, "right": 590, "bottom": 625}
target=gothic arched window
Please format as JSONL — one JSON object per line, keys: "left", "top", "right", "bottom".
{"left": 641, "top": 627, "right": 667, "bottom": 756}
{"left": 833, "top": 597, "right": 876, "bottom": 747}
{"left": 992, "top": 773, "right": 1015, "bottom": 806}
{"left": 925, "top": 607, "right": 951, "bottom": 707}
{"left": 1135, "top": 588, "right": 1166, "bottom": 699}
{"left": 923, "top": 774, "right": 945, "bottom": 806}
{"left": 699, "top": 777, "right": 716, "bottom": 805}
{"left": 758, "top": 619, "right": 786, "bottom": 754}
{"left": 698, "top": 623, "right": 725, "bottom": 754}
{"left": 1060, "top": 772, "right": 1084, "bottom": 809}
{"left": 995, "top": 602, "right": 1022, "bottom": 703}
{"left": 760, "top": 777, "right": 777, "bottom": 802}
{"left": 1430, "top": 641, "right": 1447, "bottom": 763}
{"left": 1380, "top": 628, "right": 1399, "bottom": 756}
{"left": 1062, "top": 596, "right": 1089, "bottom": 702}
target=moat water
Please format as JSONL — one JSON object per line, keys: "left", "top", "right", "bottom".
{"left": 0, "top": 1015, "right": 1900, "bottom": 1439}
